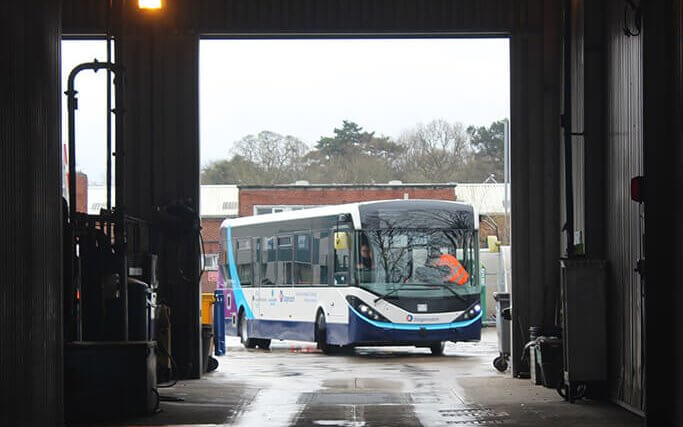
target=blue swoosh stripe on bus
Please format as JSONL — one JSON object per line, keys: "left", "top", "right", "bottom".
{"left": 226, "top": 225, "right": 255, "bottom": 319}
{"left": 347, "top": 304, "right": 481, "bottom": 330}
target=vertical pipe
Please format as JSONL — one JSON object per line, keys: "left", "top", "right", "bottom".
{"left": 563, "top": 0, "right": 575, "bottom": 258}
{"left": 67, "top": 86, "right": 77, "bottom": 222}
{"left": 106, "top": 0, "right": 112, "bottom": 214}
{"left": 503, "top": 119, "right": 510, "bottom": 244}
{"left": 114, "top": 66, "right": 128, "bottom": 341}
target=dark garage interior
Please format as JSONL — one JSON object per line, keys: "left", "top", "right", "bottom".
{"left": 1, "top": 0, "right": 682, "bottom": 425}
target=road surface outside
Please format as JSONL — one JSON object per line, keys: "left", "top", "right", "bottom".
{"left": 142, "top": 328, "right": 641, "bottom": 426}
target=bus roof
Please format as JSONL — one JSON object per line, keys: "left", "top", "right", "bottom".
{"left": 221, "top": 199, "right": 477, "bottom": 231}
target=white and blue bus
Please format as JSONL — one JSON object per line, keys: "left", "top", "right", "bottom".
{"left": 218, "top": 199, "right": 482, "bottom": 355}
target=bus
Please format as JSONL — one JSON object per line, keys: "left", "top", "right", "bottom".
{"left": 218, "top": 199, "right": 482, "bottom": 355}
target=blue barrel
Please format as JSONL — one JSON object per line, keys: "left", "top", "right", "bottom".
{"left": 213, "top": 290, "right": 226, "bottom": 355}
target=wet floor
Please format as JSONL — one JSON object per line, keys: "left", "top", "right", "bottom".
{"left": 121, "top": 328, "right": 642, "bottom": 426}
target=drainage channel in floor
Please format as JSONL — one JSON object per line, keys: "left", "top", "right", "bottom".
{"left": 292, "top": 391, "right": 511, "bottom": 426}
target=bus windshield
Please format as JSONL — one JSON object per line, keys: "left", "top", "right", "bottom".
{"left": 355, "top": 229, "right": 478, "bottom": 298}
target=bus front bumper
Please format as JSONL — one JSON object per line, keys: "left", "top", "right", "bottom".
{"left": 327, "top": 308, "right": 482, "bottom": 346}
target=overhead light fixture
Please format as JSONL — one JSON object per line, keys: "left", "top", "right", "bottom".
{"left": 138, "top": 0, "right": 162, "bottom": 9}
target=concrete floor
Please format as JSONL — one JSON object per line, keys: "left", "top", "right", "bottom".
{"left": 120, "top": 328, "right": 642, "bottom": 426}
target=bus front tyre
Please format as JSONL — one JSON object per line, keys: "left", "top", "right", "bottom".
{"left": 239, "top": 311, "right": 257, "bottom": 349}
{"left": 316, "top": 312, "right": 336, "bottom": 354}
{"left": 429, "top": 342, "right": 445, "bottom": 356}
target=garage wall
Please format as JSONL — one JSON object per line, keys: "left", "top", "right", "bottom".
{"left": 603, "top": 0, "right": 645, "bottom": 412}
{"left": 0, "top": 2, "right": 64, "bottom": 425}
{"left": 63, "top": 0, "right": 564, "bottom": 381}
{"left": 509, "top": 0, "right": 563, "bottom": 374}
{"left": 642, "top": 0, "right": 683, "bottom": 424}
{"left": 119, "top": 3, "right": 203, "bottom": 379}
{"left": 568, "top": 0, "right": 645, "bottom": 413}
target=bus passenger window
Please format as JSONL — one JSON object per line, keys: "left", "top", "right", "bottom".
{"left": 313, "top": 231, "right": 330, "bottom": 286}
{"left": 236, "top": 238, "right": 252, "bottom": 286}
{"left": 262, "top": 237, "right": 276, "bottom": 286}
{"left": 278, "top": 236, "right": 293, "bottom": 285}
{"left": 333, "top": 231, "right": 351, "bottom": 286}
{"left": 294, "top": 234, "right": 312, "bottom": 286}
{"left": 253, "top": 238, "right": 261, "bottom": 286}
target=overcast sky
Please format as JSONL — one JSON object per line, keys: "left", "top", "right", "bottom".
{"left": 62, "top": 38, "right": 509, "bottom": 183}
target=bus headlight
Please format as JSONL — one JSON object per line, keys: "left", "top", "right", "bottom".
{"left": 346, "top": 295, "right": 390, "bottom": 322}
{"left": 455, "top": 301, "right": 483, "bottom": 322}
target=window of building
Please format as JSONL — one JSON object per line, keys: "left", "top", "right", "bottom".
{"left": 253, "top": 205, "right": 325, "bottom": 215}
{"left": 204, "top": 253, "right": 219, "bottom": 271}
{"left": 256, "top": 207, "right": 273, "bottom": 215}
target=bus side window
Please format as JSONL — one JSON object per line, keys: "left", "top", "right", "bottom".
{"left": 333, "top": 230, "right": 351, "bottom": 286}
{"left": 294, "top": 233, "right": 312, "bottom": 286}
{"left": 262, "top": 237, "right": 276, "bottom": 286}
{"left": 314, "top": 231, "right": 330, "bottom": 286}
{"left": 252, "top": 238, "right": 261, "bottom": 286}
{"left": 278, "top": 236, "right": 293, "bottom": 285}
{"left": 236, "top": 238, "right": 252, "bottom": 286}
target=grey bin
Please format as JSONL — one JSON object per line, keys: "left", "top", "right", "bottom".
{"left": 493, "top": 292, "right": 511, "bottom": 372}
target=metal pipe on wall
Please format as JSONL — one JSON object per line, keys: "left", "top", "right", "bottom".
{"left": 562, "top": 0, "right": 575, "bottom": 259}
{"left": 66, "top": 60, "right": 128, "bottom": 340}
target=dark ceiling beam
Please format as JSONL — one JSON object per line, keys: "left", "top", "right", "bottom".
{"left": 63, "top": 0, "right": 514, "bottom": 35}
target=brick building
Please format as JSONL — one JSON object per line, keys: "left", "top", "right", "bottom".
{"left": 75, "top": 172, "right": 88, "bottom": 213}
{"left": 88, "top": 181, "right": 508, "bottom": 293}
{"left": 238, "top": 182, "right": 457, "bottom": 217}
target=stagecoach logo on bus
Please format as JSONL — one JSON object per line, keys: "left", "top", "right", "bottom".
{"left": 268, "top": 289, "right": 277, "bottom": 306}
{"left": 279, "top": 290, "right": 295, "bottom": 303}
{"left": 406, "top": 314, "right": 414, "bottom": 322}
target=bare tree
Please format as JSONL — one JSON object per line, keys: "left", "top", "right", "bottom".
{"left": 233, "top": 131, "right": 309, "bottom": 183}
{"left": 397, "top": 119, "right": 470, "bottom": 182}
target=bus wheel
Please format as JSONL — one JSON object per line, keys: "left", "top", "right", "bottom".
{"left": 257, "top": 339, "right": 271, "bottom": 350}
{"left": 239, "top": 311, "right": 257, "bottom": 349}
{"left": 429, "top": 341, "right": 445, "bottom": 356}
{"left": 316, "top": 312, "right": 333, "bottom": 354}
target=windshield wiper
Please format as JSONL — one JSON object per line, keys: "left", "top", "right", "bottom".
{"left": 372, "top": 282, "right": 471, "bottom": 306}
{"left": 373, "top": 283, "right": 422, "bottom": 304}
{"left": 410, "top": 283, "right": 471, "bottom": 305}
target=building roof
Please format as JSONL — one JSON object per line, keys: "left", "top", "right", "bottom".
{"left": 455, "top": 183, "right": 510, "bottom": 215}
{"left": 237, "top": 181, "right": 457, "bottom": 189}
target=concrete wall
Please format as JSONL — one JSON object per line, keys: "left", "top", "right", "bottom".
{"left": 0, "top": 1, "right": 64, "bottom": 425}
